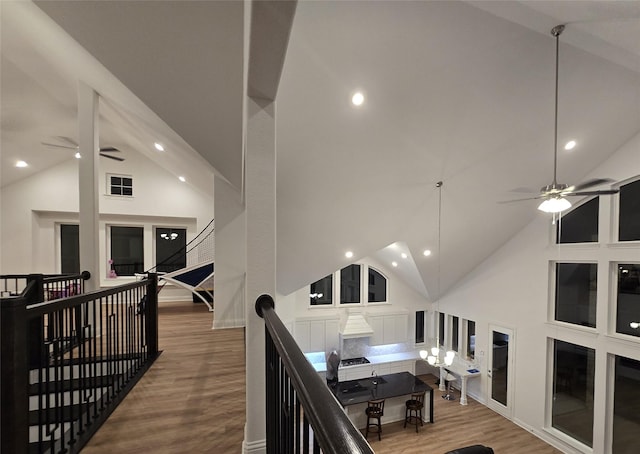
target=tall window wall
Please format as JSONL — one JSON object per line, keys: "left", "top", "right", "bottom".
{"left": 548, "top": 177, "right": 640, "bottom": 453}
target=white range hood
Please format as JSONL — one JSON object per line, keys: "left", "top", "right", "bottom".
{"left": 340, "top": 313, "right": 374, "bottom": 339}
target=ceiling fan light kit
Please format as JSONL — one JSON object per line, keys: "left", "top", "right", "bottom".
{"left": 538, "top": 197, "right": 572, "bottom": 213}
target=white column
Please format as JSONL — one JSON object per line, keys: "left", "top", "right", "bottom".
{"left": 243, "top": 97, "right": 276, "bottom": 454}
{"left": 77, "top": 82, "right": 101, "bottom": 291}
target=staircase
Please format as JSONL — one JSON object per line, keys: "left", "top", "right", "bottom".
{"left": 2, "top": 273, "right": 160, "bottom": 454}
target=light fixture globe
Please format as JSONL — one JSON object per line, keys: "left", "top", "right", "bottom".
{"left": 431, "top": 346, "right": 440, "bottom": 357}
{"left": 538, "top": 196, "right": 572, "bottom": 213}
{"left": 419, "top": 350, "right": 428, "bottom": 360}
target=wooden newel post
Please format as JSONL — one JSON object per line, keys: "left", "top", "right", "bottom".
{"left": 1, "top": 295, "right": 30, "bottom": 454}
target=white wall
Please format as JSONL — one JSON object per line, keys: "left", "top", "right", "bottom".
{"left": 213, "top": 175, "right": 246, "bottom": 328}
{"left": 1, "top": 148, "right": 214, "bottom": 296}
{"left": 438, "top": 130, "right": 640, "bottom": 453}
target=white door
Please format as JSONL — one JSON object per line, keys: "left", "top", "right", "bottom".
{"left": 487, "top": 325, "right": 515, "bottom": 418}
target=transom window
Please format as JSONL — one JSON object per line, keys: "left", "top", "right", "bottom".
{"left": 557, "top": 197, "right": 599, "bottom": 244}
{"left": 107, "top": 173, "right": 133, "bottom": 197}
{"left": 308, "top": 264, "right": 388, "bottom": 307}
{"left": 619, "top": 179, "right": 640, "bottom": 241}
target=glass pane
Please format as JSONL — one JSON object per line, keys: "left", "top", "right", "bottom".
{"left": 123, "top": 187, "right": 133, "bottom": 196}
{"left": 557, "top": 197, "right": 599, "bottom": 243}
{"left": 438, "top": 312, "right": 445, "bottom": 347}
{"left": 123, "top": 177, "right": 133, "bottom": 187}
{"left": 310, "top": 275, "right": 332, "bottom": 305}
{"left": 111, "top": 186, "right": 122, "bottom": 195}
{"left": 415, "top": 311, "right": 425, "bottom": 343}
{"left": 555, "top": 263, "right": 597, "bottom": 328}
{"left": 613, "top": 356, "right": 640, "bottom": 454}
{"left": 619, "top": 179, "right": 640, "bottom": 241}
{"left": 60, "top": 224, "right": 80, "bottom": 274}
{"left": 111, "top": 176, "right": 121, "bottom": 185}
{"left": 552, "top": 340, "right": 594, "bottom": 447}
{"left": 466, "top": 320, "right": 476, "bottom": 359}
{"left": 617, "top": 264, "right": 640, "bottom": 337}
{"left": 491, "top": 331, "right": 509, "bottom": 406}
{"left": 368, "top": 268, "right": 387, "bottom": 302}
{"left": 452, "top": 316, "right": 459, "bottom": 351}
{"left": 110, "top": 226, "right": 144, "bottom": 276}
{"left": 155, "top": 228, "right": 186, "bottom": 273}
{"left": 340, "top": 264, "right": 360, "bottom": 304}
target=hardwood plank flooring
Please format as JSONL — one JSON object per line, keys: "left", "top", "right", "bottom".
{"left": 82, "top": 301, "right": 561, "bottom": 453}
{"left": 82, "top": 301, "right": 245, "bottom": 454}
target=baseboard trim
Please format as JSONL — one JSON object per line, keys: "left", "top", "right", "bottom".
{"left": 242, "top": 438, "right": 266, "bottom": 454}
{"left": 512, "top": 417, "right": 583, "bottom": 454}
{"left": 213, "top": 318, "right": 246, "bottom": 329}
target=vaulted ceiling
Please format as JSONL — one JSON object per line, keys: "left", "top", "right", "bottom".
{"left": 2, "top": 1, "right": 639, "bottom": 300}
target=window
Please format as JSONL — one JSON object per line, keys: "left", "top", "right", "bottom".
{"left": 155, "top": 228, "right": 186, "bottom": 273}
{"left": 552, "top": 340, "right": 594, "bottom": 448}
{"left": 340, "top": 264, "right": 361, "bottom": 304}
{"left": 368, "top": 267, "right": 387, "bottom": 302}
{"left": 310, "top": 275, "right": 333, "bottom": 305}
{"left": 616, "top": 264, "right": 640, "bottom": 337}
{"left": 415, "top": 311, "right": 425, "bottom": 344}
{"left": 557, "top": 197, "right": 599, "bottom": 244}
{"left": 107, "top": 174, "right": 133, "bottom": 196}
{"left": 613, "top": 355, "right": 640, "bottom": 453}
{"left": 619, "top": 179, "right": 640, "bottom": 241}
{"left": 438, "top": 312, "right": 445, "bottom": 347}
{"left": 466, "top": 320, "right": 476, "bottom": 359}
{"left": 60, "top": 224, "right": 80, "bottom": 274}
{"left": 555, "top": 263, "right": 597, "bottom": 328}
{"left": 451, "top": 315, "right": 459, "bottom": 352}
{"left": 110, "top": 226, "right": 144, "bottom": 276}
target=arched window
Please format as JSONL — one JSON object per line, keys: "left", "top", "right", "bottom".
{"left": 367, "top": 267, "right": 387, "bottom": 303}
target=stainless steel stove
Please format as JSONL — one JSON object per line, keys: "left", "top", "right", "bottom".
{"left": 340, "top": 357, "right": 370, "bottom": 367}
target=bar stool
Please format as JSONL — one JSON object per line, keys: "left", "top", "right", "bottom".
{"left": 404, "top": 391, "right": 425, "bottom": 433}
{"left": 365, "top": 399, "right": 385, "bottom": 440}
{"left": 443, "top": 370, "right": 457, "bottom": 401}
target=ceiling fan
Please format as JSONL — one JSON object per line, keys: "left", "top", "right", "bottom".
{"left": 501, "top": 24, "right": 618, "bottom": 214}
{"left": 42, "top": 136, "right": 125, "bottom": 162}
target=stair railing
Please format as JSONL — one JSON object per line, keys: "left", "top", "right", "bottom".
{"left": 1, "top": 273, "right": 159, "bottom": 454}
{"left": 255, "top": 294, "right": 374, "bottom": 454}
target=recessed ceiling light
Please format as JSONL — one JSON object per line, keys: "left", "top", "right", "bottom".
{"left": 392, "top": 261, "right": 398, "bottom": 267}
{"left": 15, "top": 160, "right": 28, "bottom": 168}
{"left": 351, "top": 91, "right": 364, "bottom": 106}
{"left": 401, "top": 253, "right": 408, "bottom": 259}
{"left": 178, "top": 176, "right": 186, "bottom": 182}
{"left": 75, "top": 152, "right": 82, "bottom": 159}
{"left": 423, "top": 250, "right": 432, "bottom": 257}
{"left": 154, "top": 142, "right": 165, "bottom": 152}
{"left": 564, "top": 140, "right": 576, "bottom": 151}
{"left": 345, "top": 251, "right": 354, "bottom": 258}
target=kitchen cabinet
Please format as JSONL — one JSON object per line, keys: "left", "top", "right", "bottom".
{"left": 294, "top": 317, "right": 340, "bottom": 353}
{"left": 368, "top": 313, "right": 409, "bottom": 346}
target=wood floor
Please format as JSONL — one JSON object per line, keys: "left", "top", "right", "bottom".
{"left": 82, "top": 301, "right": 561, "bottom": 453}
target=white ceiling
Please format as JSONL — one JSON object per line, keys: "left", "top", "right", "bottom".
{"left": 2, "top": 1, "right": 639, "bottom": 300}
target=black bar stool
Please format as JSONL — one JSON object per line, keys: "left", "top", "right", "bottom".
{"left": 404, "top": 391, "right": 426, "bottom": 432}
{"left": 365, "top": 398, "right": 385, "bottom": 440}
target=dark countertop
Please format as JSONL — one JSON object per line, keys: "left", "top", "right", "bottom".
{"left": 331, "top": 371, "right": 433, "bottom": 407}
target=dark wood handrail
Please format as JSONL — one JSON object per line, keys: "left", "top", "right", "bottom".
{"left": 256, "top": 294, "right": 374, "bottom": 454}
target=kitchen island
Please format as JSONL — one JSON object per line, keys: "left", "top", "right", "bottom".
{"left": 330, "top": 371, "right": 433, "bottom": 429}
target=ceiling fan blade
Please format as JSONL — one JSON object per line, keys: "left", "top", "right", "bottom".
{"left": 100, "top": 153, "right": 125, "bottom": 162}
{"left": 571, "top": 178, "right": 615, "bottom": 192}
{"left": 55, "top": 136, "right": 79, "bottom": 148}
{"left": 571, "top": 189, "right": 620, "bottom": 196}
{"left": 42, "top": 141, "right": 77, "bottom": 150}
{"left": 99, "top": 147, "right": 120, "bottom": 152}
{"left": 508, "top": 187, "right": 538, "bottom": 194}
{"left": 498, "top": 195, "right": 543, "bottom": 204}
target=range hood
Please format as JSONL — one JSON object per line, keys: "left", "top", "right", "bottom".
{"left": 340, "top": 313, "right": 374, "bottom": 339}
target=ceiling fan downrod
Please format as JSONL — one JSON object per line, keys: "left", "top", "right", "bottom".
{"left": 550, "top": 24, "right": 565, "bottom": 188}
